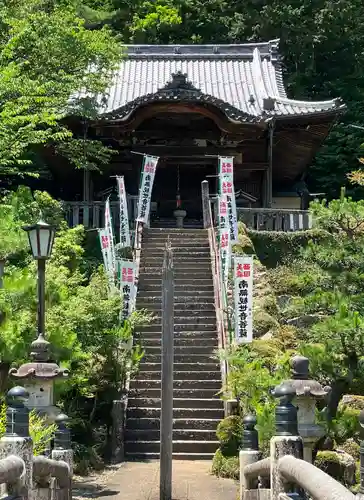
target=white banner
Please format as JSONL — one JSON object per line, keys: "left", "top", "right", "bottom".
{"left": 105, "top": 197, "right": 116, "bottom": 273}
{"left": 99, "top": 228, "right": 115, "bottom": 286}
{"left": 218, "top": 157, "right": 238, "bottom": 243}
{"left": 218, "top": 194, "right": 230, "bottom": 287}
{"left": 136, "top": 155, "right": 159, "bottom": 223}
{"left": 116, "top": 176, "right": 131, "bottom": 247}
{"left": 118, "top": 260, "right": 136, "bottom": 320}
{"left": 234, "top": 256, "right": 253, "bottom": 343}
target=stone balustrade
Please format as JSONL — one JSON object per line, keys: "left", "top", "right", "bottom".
{"left": 239, "top": 383, "right": 356, "bottom": 500}
{"left": 0, "top": 386, "right": 73, "bottom": 500}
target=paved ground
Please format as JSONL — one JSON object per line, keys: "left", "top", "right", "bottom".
{"left": 73, "top": 461, "right": 238, "bottom": 500}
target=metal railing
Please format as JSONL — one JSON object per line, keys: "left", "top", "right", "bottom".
{"left": 201, "top": 181, "right": 229, "bottom": 409}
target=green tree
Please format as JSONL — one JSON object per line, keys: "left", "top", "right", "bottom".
{"left": 0, "top": 0, "right": 121, "bottom": 176}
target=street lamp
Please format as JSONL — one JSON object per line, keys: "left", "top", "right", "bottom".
{"left": 10, "top": 220, "right": 68, "bottom": 420}
{"left": 22, "top": 220, "right": 55, "bottom": 342}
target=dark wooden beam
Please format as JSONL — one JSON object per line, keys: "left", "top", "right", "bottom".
{"left": 117, "top": 145, "right": 252, "bottom": 157}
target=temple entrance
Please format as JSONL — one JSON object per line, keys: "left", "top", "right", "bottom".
{"left": 151, "top": 160, "right": 215, "bottom": 227}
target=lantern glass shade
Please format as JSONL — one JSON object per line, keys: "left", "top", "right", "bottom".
{"left": 22, "top": 221, "right": 56, "bottom": 259}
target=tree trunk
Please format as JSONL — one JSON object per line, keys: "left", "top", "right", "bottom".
{"left": 327, "top": 378, "right": 350, "bottom": 422}
{"left": 0, "top": 362, "right": 10, "bottom": 394}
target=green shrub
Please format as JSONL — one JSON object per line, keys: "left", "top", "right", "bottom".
{"left": 248, "top": 229, "right": 330, "bottom": 267}
{"left": 0, "top": 404, "right": 55, "bottom": 455}
{"left": 253, "top": 309, "right": 279, "bottom": 337}
{"left": 216, "top": 415, "right": 242, "bottom": 455}
{"left": 211, "top": 448, "right": 239, "bottom": 480}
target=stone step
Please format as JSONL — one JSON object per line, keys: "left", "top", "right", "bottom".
{"left": 129, "top": 379, "right": 221, "bottom": 390}
{"left": 145, "top": 228, "right": 207, "bottom": 234}
{"left": 133, "top": 370, "right": 220, "bottom": 381}
{"left": 144, "top": 345, "right": 215, "bottom": 355}
{"left": 140, "top": 354, "right": 217, "bottom": 364}
{"left": 129, "top": 388, "right": 219, "bottom": 398}
{"left": 141, "top": 337, "right": 217, "bottom": 347}
{"left": 141, "top": 243, "right": 210, "bottom": 250}
{"left": 141, "top": 250, "right": 210, "bottom": 257}
{"left": 143, "top": 316, "right": 216, "bottom": 326}
{"left": 136, "top": 329, "right": 218, "bottom": 337}
{"left": 128, "top": 397, "right": 222, "bottom": 409}
{"left": 126, "top": 417, "right": 220, "bottom": 431}
{"left": 124, "top": 440, "right": 219, "bottom": 453}
{"left": 139, "top": 270, "right": 212, "bottom": 279}
{"left": 137, "top": 292, "right": 214, "bottom": 301}
{"left": 139, "top": 359, "right": 218, "bottom": 369}
{"left": 125, "top": 452, "right": 215, "bottom": 460}
{"left": 131, "top": 372, "right": 221, "bottom": 387}
{"left": 137, "top": 305, "right": 216, "bottom": 314}
{"left": 139, "top": 278, "right": 213, "bottom": 285}
{"left": 139, "top": 283, "right": 214, "bottom": 292}
{"left": 125, "top": 429, "right": 217, "bottom": 441}
{"left": 138, "top": 323, "right": 217, "bottom": 332}
{"left": 140, "top": 258, "right": 211, "bottom": 273}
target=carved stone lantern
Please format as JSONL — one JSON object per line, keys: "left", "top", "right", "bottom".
{"left": 275, "top": 355, "right": 329, "bottom": 463}
{"left": 9, "top": 333, "right": 68, "bottom": 420}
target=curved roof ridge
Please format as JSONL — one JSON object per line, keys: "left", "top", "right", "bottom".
{"left": 274, "top": 95, "right": 343, "bottom": 109}
{"left": 251, "top": 48, "right": 269, "bottom": 105}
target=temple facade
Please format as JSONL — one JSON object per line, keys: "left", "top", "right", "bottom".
{"left": 41, "top": 41, "right": 344, "bottom": 228}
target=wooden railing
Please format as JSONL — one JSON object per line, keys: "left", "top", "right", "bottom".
{"left": 63, "top": 198, "right": 139, "bottom": 228}
{"left": 202, "top": 181, "right": 229, "bottom": 410}
{"left": 237, "top": 207, "right": 312, "bottom": 231}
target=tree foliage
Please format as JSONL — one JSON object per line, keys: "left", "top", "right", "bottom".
{"left": 0, "top": 0, "right": 121, "bottom": 176}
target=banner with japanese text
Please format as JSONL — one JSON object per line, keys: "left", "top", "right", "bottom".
{"left": 218, "top": 157, "right": 238, "bottom": 243}
{"left": 116, "top": 176, "right": 131, "bottom": 247}
{"left": 98, "top": 228, "right": 115, "bottom": 286}
{"left": 118, "top": 260, "right": 136, "bottom": 320}
{"left": 234, "top": 256, "right": 253, "bottom": 343}
{"left": 104, "top": 197, "right": 116, "bottom": 274}
{"left": 136, "top": 155, "right": 159, "bottom": 223}
{"left": 218, "top": 194, "right": 231, "bottom": 287}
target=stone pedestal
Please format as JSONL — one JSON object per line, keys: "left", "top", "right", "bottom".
{"left": 240, "top": 449, "right": 260, "bottom": 499}
{"left": 173, "top": 209, "right": 186, "bottom": 228}
{"left": 270, "top": 435, "right": 303, "bottom": 500}
{"left": 0, "top": 387, "right": 33, "bottom": 500}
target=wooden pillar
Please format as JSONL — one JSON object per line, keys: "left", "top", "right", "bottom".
{"left": 83, "top": 170, "right": 91, "bottom": 202}
{"left": 262, "top": 123, "right": 274, "bottom": 208}
{"left": 160, "top": 242, "right": 174, "bottom": 500}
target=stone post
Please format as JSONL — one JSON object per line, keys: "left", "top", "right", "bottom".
{"left": 357, "top": 410, "right": 364, "bottom": 500}
{"left": 270, "top": 383, "right": 303, "bottom": 500}
{"left": 52, "top": 414, "right": 73, "bottom": 476}
{"left": 239, "top": 414, "right": 260, "bottom": 499}
{"left": 0, "top": 386, "right": 33, "bottom": 500}
{"left": 201, "top": 180, "right": 211, "bottom": 229}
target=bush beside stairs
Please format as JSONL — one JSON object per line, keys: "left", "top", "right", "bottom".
{"left": 125, "top": 228, "right": 223, "bottom": 460}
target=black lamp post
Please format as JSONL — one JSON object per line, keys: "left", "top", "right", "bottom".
{"left": 22, "top": 220, "right": 55, "bottom": 342}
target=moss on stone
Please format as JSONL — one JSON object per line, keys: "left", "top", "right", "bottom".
{"left": 253, "top": 309, "right": 279, "bottom": 338}
{"left": 340, "top": 439, "right": 360, "bottom": 461}
{"left": 340, "top": 395, "right": 364, "bottom": 411}
{"left": 315, "top": 450, "right": 356, "bottom": 486}
{"left": 211, "top": 448, "right": 239, "bottom": 480}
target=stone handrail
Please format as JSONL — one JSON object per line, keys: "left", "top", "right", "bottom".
{"left": 278, "top": 455, "right": 356, "bottom": 500}
{"left": 33, "top": 455, "right": 71, "bottom": 489}
{"left": 237, "top": 207, "right": 312, "bottom": 231}
{"left": 0, "top": 455, "right": 24, "bottom": 489}
{"left": 243, "top": 457, "right": 271, "bottom": 489}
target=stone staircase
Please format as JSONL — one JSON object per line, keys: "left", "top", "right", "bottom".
{"left": 125, "top": 228, "right": 223, "bottom": 460}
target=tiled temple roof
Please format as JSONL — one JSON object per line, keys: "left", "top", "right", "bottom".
{"left": 78, "top": 41, "right": 344, "bottom": 123}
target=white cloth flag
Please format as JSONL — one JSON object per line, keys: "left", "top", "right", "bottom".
{"left": 218, "top": 157, "right": 238, "bottom": 243}
{"left": 118, "top": 259, "right": 136, "bottom": 320}
{"left": 98, "top": 228, "right": 115, "bottom": 287}
{"left": 116, "top": 176, "right": 131, "bottom": 247}
{"left": 136, "top": 155, "right": 159, "bottom": 223}
{"left": 234, "top": 256, "right": 253, "bottom": 343}
{"left": 218, "top": 194, "right": 231, "bottom": 288}
{"left": 105, "top": 197, "right": 116, "bottom": 274}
